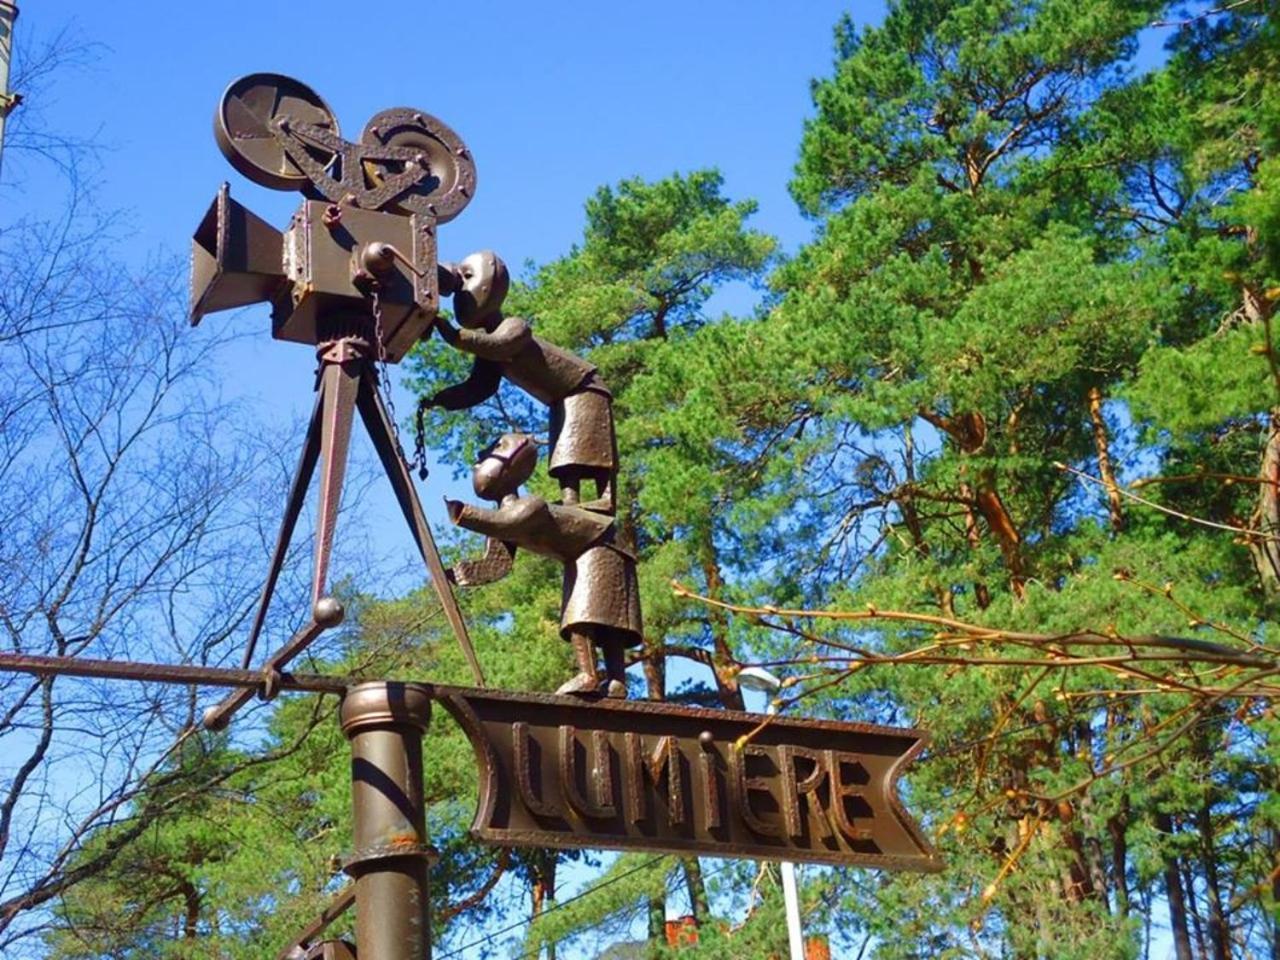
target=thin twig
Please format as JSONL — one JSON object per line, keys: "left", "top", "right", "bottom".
{"left": 1056, "top": 461, "right": 1280, "bottom": 543}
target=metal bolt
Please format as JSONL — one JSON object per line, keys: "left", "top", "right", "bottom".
{"left": 261, "top": 668, "right": 282, "bottom": 700}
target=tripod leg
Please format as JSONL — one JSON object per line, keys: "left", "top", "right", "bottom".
{"left": 313, "top": 358, "right": 361, "bottom": 606}
{"left": 240, "top": 390, "right": 324, "bottom": 669}
{"left": 357, "top": 375, "right": 487, "bottom": 687}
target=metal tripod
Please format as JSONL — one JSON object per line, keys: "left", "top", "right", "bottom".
{"left": 203, "top": 327, "right": 484, "bottom": 731}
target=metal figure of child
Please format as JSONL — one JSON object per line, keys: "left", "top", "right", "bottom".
{"left": 444, "top": 433, "right": 641, "bottom": 697}
{"left": 428, "top": 251, "right": 617, "bottom": 515}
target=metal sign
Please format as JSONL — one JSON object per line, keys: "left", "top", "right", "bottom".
{"left": 438, "top": 687, "right": 941, "bottom": 871}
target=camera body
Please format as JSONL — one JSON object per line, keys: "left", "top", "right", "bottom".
{"left": 190, "top": 184, "right": 439, "bottom": 363}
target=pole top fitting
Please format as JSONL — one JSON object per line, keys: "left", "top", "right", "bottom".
{"left": 339, "top": 681, "right": 432, "bottom": 737}
{"left": 312, "top": 596, "right": 345, "bottom": 628}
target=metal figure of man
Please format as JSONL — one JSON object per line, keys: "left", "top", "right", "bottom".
{"left": 445, "top": 433, "right": 641, "bottom": 697}
{"left": 429, "top": 252, "right": 617, "bottom": 514}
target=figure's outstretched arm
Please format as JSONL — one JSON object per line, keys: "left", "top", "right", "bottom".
{"left": 434, "top": 315, "right": 532, "bottom": 362}
{"left": 449, "top": 537, "right": 515, "bottom": 586}
{"left": 430, "top": 357, "right": 502, "bottom": 410}
{"left": 445, "top": 496, "right": 544, "bottom": 541}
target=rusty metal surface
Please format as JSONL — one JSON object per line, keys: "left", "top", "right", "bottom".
{"left": 215, "top": 73, "right": 339, "bottom": 191}
{"left": 429, "top": 250, "right": 628, "bottom": 696}
{"left": 204, "top": 598, "right": 345, "bottom": 731}
{"left": 214, "top": 73, "right": 474, "bottom": 224}
{"left": 240, "top": 389, "right": 324, "bottom": 670}
{"left": 430, "top": 254, "right": 617, "bottom": 506}
{"left": 191, "top": 74, "right": 486, "bottom": 699}
{"left": 276, "top": 887, "right": 356, "bottom": 960}
{"left": 445, "top": 432, "right": 635, "bottom": 698}
{"left": 360, "top": 108, "right": 476, "bottom": 222}
{"left": 0, "top": 652, "right": 348, "bottom": 693}
{"left": 301, "top": 939, "right": 357, "bottom": 960}
{"left": 436, "top": 685, "right": 941, "bottom": 871}
{"left": 190, "top": 183, "right": 288, "bottom": 324}
{"left": 275, "top": 201, "right": 437, "bottom": 360}
{"left": 214, "top": 331, "right": 484, "bottom": 709}
{"left": 197, "top": 72, "right": 468, "bottom": 361}
{"left": 341, "top": 682, "right": 433, "bottom": 960}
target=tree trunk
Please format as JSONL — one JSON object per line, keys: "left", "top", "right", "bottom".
{"left": 531, "top": 852, "right": 558, "bottom": 960}
{"left": 1253, "top": 409, "right": 1280, "bottom": 594}
{"left": 179, "top": 879, "right": 200, "bottom": 940}
{"left": 958, "top": 481, "right": 990, "bottom": 609}
{"left": 1108, "top": 802, "right": 1130, "bottom": 918}
{"left": 682, "top": 858, "right": 709, "bottom": 926}
{"left": 1196, "top": 799, "right": 1230, "bottom": 960}
{"left": 648, "top": 895, "right": 666, "bottom": 958}
{"left": 921, "top": 408, "right": 1024, "bottom": 599}
{"left": 1155, "top": 812, "right": 1194, "bottom": 960}
{"left": 1088, "top": 385, "right": 1125, "bottom": 532}
{"left": 900, "top": 422, "right": 931, "bottom": 558}
{"left": 700, "top": 533, "right": 746, "bottom": 710}
{"left": 1182, "top": 859, "right": 1209, "bottom": 960}
{"left": 973, "top": 472, "right": 1026, "bottom": 598}
{"left": 1271, "top": 827, "right": 1280, "bottom": 960}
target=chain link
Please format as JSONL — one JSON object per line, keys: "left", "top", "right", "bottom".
{"left": 368, "top": 288, "right": 429, "bottom": 479}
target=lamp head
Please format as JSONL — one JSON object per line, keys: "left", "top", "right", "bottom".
{"left": 736, "top": 666, "right": 782, "bottom": 694}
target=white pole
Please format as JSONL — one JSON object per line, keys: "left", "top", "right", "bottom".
{"left": 780, "top": 859, "right": 805, "bottom": 960}
{"left": 0, "top": 1, "right": 17, "bottom": 185}
{"left": 768, "top": 696, "right": 806, "bottom": 960}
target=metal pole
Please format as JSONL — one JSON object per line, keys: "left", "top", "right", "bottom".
{"left": 771, "top": 695, "right": 806, "bottom": 960}
{"left": 0, "top": 1, "right": 17, "bottom": 184}
{"left": 779, "top": 858, "right": 805, "bottom": 960}
{"left": 0, "top": 651, "right": 348, "bottom": 693}
{"left": 340, "top": 681, "right": 434, "bottom": 960}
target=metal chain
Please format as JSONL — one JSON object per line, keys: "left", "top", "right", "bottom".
{"left": 412, "top": 397, "right": 430, "bottom": 481}
{"left": 368, "top": 287, "right": 430, "bottom": 480}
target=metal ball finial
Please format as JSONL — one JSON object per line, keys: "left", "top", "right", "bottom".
{"left": 313, "top": 596, "right": 345, "bottom": 628}
{"left": 203, "top": 705, "right": 230, "bottom": 732}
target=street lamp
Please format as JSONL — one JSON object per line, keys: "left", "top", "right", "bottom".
{"left": 0, "top": 2, "right": 19, "bottom": 185}
{"left": 737, "top": 666, "right": 805, "bottom": 960}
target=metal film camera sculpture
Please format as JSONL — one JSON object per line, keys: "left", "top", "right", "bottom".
{"left": 190, "top": 73, "right": 485, "bottom": 729}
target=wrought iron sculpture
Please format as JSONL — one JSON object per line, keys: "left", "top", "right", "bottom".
{"left": 192, "top": 71, "right": 635, "bottom": 708}
{"left": 445, "top": 433, "right": 642, "bottom": 697}
{"left": 189, "top": 72, "right": 487, "bottom": 733}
